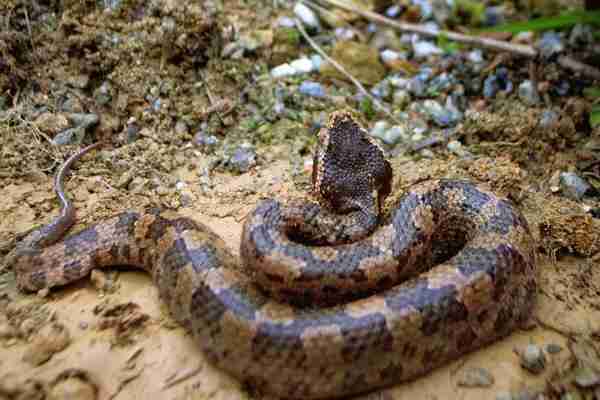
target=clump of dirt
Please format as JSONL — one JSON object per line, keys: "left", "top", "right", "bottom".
{"left": 93, "top": 301, "right": 149, "bottom": 347}
{"left": 22, "top": 322, "right": 71, "bottom": 366}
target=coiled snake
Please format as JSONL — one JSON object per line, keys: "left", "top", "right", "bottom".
{"left": 14, "top": 112, "right": 536, "bottom": 399}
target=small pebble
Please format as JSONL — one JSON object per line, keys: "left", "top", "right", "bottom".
{"left": 496, "top": 391, "right": 513, "bottom": 400}
{"left": 539, "top": 109, "right": 559, "bottom": 129}
{"left": 276, "top": 16, "right": 295, "bottom": 28}
{"left": 299, "top": 81, "right": 326, "bottom": 98}
{"left": 289, "top": 57, "right": 315, "bottom": 74}
{"left": 334, "top": 27, "right": 355, "bottom": 41}
{"left": 294, "top": 2, "right": 320, "bottom": 31}
{"left": 574, "top": 364, "right": 600, "bottom": 388}
{"left": 545, "top": 343, "right": 562, "bottom": 354}
{"left": 457, "top": 367, "right": 495, "bottom": 388}
{"left": 385, "top": 4, "right": 402, "bottom": 18}
{"left": 228, "top": 144, "right": 257, "bottom": 174}
{"left": 518, "top": 80, "right": 540, "bottom": 105}
{"left": 413, "top": 41, "right": 443, "bottom": 59}
{"left": 519, "top": 344, "right": 546, "bottom": 374}
{"left": 48, "top": 376, "right": 97, "bottom": 400}
{"left": 560, "top": 172, "right": 590, "bottom": 201}
{"left": 271, "top": 63, "right": 296, "bottom": 78}
{"left": 393, "top": 89, "right": 411, "bottom": 108}
{"left": 467, "top": 49, "right": 484, "bottom": 64}
{"left": 175, "top": 120, "right": 189, "bottom": 135}
{"left": 537, "top": 31, "right": 564, "bottom": 58}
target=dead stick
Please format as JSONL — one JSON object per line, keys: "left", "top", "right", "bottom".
{"left": 318, "top": 0, "right": 600, "bottom": 80}
{"left": 318, "top": 0, "right": 536, "bottom": 57}
{"left": 294, "top": 18, "right": 400, "bottom": 123}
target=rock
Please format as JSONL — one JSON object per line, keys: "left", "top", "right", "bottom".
{"left": 385, "top": 4, "right": 402, "bottom": 17}
{"left": 519, "top": 344, "right": 546, "bottom": 374}
{"left": 467, "top": 49, "right": 484, "bottom": 64}
{"left": 94, "top": 81, "right": 112, "bottom": 106}
{"left": 413, "top": 41, "right": 443, "bottom": 58}
{"left": 271, "top": 63, "right": 297, "bottom": 78}
{"left": 35, "top": 113, "right": 70, "bottom": 136}
{"left": 22, "top": 323, "right": 71, "bottom": 366}
{"left": 407, "top": 75, "right": 427, "bottom": 97}
{"left": 90, "top": 269, "right": 117, "bottom": 293}
{"left": 67, "top": 74, "right": 90, "bottom": 89}
{"left": 539, "top": 109, "right": 560, "bottom": 129}
{"left": 380, "top": 49, "right": 405, "bottom": 65}
{"left": 569, "top": 24, "right": 593, "bottom": 47}
{"left": 496, "top": 391, "right": 513, "bottom": 400}
{"left": 560, "top": 172, "right": 591, "bottom": 200}
{"left": 574, "top": 364, "right": 600, "bottom": 388}
{"left": 485, "top": 6, "right": 505, "bottom": 26}
{"left": 457, "top": 367, "right": 495, "bottom": 388}
{"left": 393, "top": 89, "right": 411, "bottom": 108}
{"left": 276, "top": 16, "right": 295, "bottom": 28}
{"left": 537, "top": 31, "right": 564, "bottom": 58}
{"left": 334, "top": 27, "right": 356, "bottom": 41}
{"left": 422, "top": 100, "right": 459, "bottom": 127}
{"left": 175, "top": 120, "right": 189, "bottom": 135}
{"left": 320, "top": 41, "right": 386, "bottom": 85}
{"left": 68, "top": 113, "right": 99, "bottom": 128}
{"left": 126, "top": 120, "right": 140, "bottom": 143}
{"left": 431, "top": 0, "right": 452, "bottom": 24}
{"left": 371, "top": 79, "right": 392, "bottom": 100}
{"left": 48, "top": 376, "right": 97, "bottom": 400}
{"left": 52, "top": 127, "right": 87, "bottom": 146}
{"left": 294, "top": 3, "right": 320, "bottom": 31}
{"left": 290, "top": 57, "right": 315, "bottom": 74}
{"left": 370, "top": 120, "right": 390, "bottom": 140}
{"left": 412, "top": 0, "right": 433, "bottom": 19}
{"left": 193, "top": 129, "right": 218, "bottom": 153}
{"left": 299, "top": 81, "right": 327, "bottom": 98}
{"left": 382, "top": 125, "right": 409, "bottom": 145}
{"left": 518, "top": 80, "right": 540, "bottom": 105}
{"left": 545, "top": 343, "right": 563, "bottom": 354}
{"left": 483, "top": 68, "right": 513, "bottom": 99}
{"left": 227, "top": 144, "right": 257, "bottom": 174}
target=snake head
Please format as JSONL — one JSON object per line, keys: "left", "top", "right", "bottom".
{"left": 312, "top": 111, "right": 393, "bottom": 216}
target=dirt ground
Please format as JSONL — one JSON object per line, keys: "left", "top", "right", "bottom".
{"left": 1, "top": 0, "right": 600, "bottom": 399}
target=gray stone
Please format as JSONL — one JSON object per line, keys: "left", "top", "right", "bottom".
{"left": 560, "top": 172, "right": 591, "bottom": 201}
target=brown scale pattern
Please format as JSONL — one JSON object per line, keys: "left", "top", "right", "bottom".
{"left": 13, "top": 113, "right": 536, "bottom": 399}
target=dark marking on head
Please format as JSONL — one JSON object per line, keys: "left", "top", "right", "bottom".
{"left": 312, "top": 112, "right": 392, "bottom": 216}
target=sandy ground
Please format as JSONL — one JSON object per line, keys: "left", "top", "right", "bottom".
{"left": 2, "top": 153, "right": 600, "bottom": 400}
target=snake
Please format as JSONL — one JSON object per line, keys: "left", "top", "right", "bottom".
{"left": 13, "top": 111, "right": 537, "bottom": 399}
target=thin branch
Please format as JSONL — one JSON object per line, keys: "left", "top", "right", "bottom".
{"left": 294, "top": 18, "right": 400, "bottom": 123}
{"left": 317, "top": 0, "right": 600, "bottom": 80}
{"left": 557, "top": 55, "right": 600, "bottom": 80}
{"left": 318, "top": 0, "right": 536, "bottom": 57}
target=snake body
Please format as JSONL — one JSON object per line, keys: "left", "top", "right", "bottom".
{"left": 14, "top": 113, "right": 536, "bottom": 399}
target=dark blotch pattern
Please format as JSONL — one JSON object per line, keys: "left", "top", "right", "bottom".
{"left": 63, "top": 227, "right": 98, "bottom": 257}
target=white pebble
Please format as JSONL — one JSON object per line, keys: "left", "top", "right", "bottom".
{"left": 271, "top": 63, "right": 297, "bottom": 78}
{"left": 294, "top": 3, "right": 320, "bottom": 30}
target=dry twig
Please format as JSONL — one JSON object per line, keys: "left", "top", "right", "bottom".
{"left": 317, "top": 0, "right": 600, "bottom": 80}
{"left": 294, "top": 18, "right": 400, "bottom": 123}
